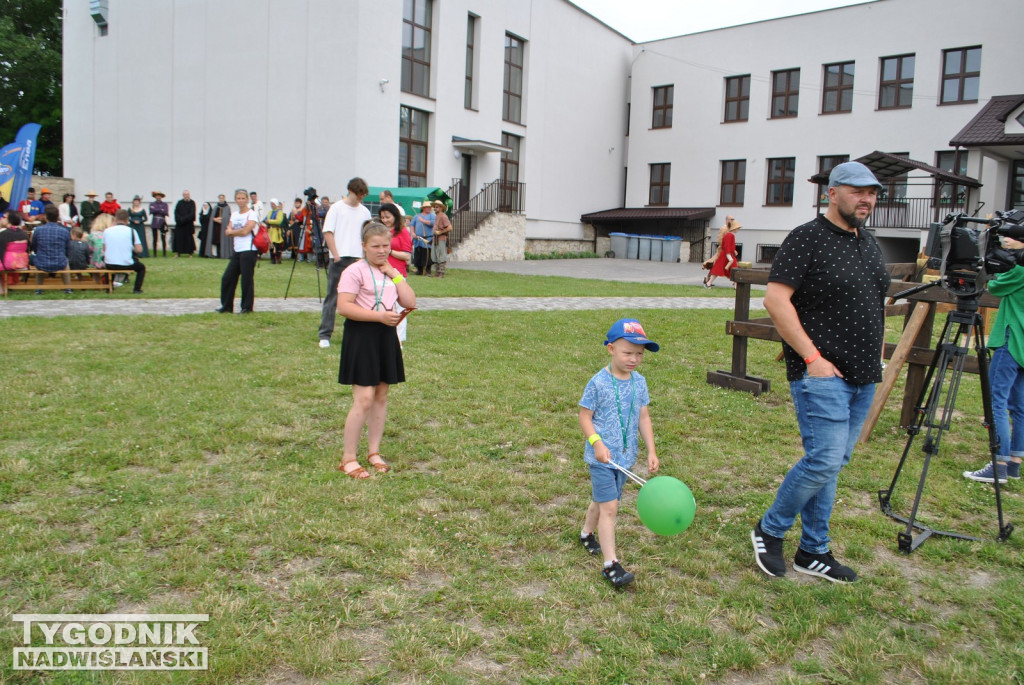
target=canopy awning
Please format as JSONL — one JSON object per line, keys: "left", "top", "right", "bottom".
{"left": 580, "top": 207, "right": 716, "bottom": 223}
{"left": 367, "top": 186, "right": 451, "bottom": 216}
{"left": 451, "top": 136, "right": 512, "bottom": 155}
{"left": 807, "top": 151, "right": 981, "bottom": 188}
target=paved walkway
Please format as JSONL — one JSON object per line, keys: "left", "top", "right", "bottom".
{"left": 0, "top": 259, "right": 762, "bottom": 318}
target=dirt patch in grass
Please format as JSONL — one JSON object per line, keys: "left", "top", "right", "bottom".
{"left": 262, "top": 666, "right": 315, "bottom": 684}
{"left": 513, "top": 581, "right": 549, "bottom": 598}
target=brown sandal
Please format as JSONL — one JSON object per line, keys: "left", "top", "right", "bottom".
{"left": 367, "top": 452, "right": 390, "bottom": 473}
{"left": 338, "top": 459, "right": 370, "bottom": 479}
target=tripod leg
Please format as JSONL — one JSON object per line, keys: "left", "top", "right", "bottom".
{"left": 284, "top": 251, "right": 299, "bottom": 299}
{"left": 976, "top": 321, "right": 1014, "bottom": 542}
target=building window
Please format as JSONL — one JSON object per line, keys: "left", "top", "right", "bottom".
{"left": 464, "top": 15, "right": 477, "bottom": 109}
{"left": 499, "top": 133, "right": 522, "bottom": 211}
{"left": 935, "top": 150, "right": 968, "bottom": 206}
{"left": 503, "top": 34, "right": 525, "bottom": 123}
{"left": 766, "top": 158, "right": 795, "bottom": 206}
{"left": 771, "top": 69, "right": 800, "bottom": 118}
{"left": 652, "top": 85, "right": 673, "bottom": 129}
{"left": 401, "top": 0, "right": 432, "bottom": 97}
{"left": 649, "top": 163, "right": 670, "bottom": 206}
{"left": 879, "top": 54, "right": 914, "bottom": 109}
{"left": 940, "top": 46, "right": 981, "bottom": 105}
{"left": 1012, "top": 161, "right": 1024, "bottom": 209}
{"left": 817, "top": 155, "right": 849, "bottom": 206}
{"left": 879, "top": 152, "right": 908, "bottom": 203}
{"left": 757, "top": 244, "right": 782, "bottom": 264}
{"left": 398, "top": 106, "right": 429, "bottom": 187}
{"left": 822, "top": 61, "right": 854, "bottom": 114}
{"left": 724, "top": 75, "right": 750, "bottom": 122}
{"left": 720, "top": 160, "right": 746, "bottom": 206}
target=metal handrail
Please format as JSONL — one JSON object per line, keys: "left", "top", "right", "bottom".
{"left": 449, "top": 179, "right": 525, "bottom": 246}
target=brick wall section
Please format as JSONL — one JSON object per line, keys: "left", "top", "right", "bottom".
{"left": 450, "top": 212, "right": 527, "bottom": 262}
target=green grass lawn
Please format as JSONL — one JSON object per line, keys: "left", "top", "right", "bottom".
{"left": 2, "top": 255, "right": 719, "bottom": 300}
{"left": 1, "top": 271, "right": 1023, "bottom": 683}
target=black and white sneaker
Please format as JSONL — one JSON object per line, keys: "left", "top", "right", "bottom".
{"left": 793, "top": 549, "right": 858, "bottom": 583}
{"left": 580, "top": 533, "right": 601, "bottom": 555}
{"left": 602, "top": 561, "right": 634, "bottom": 588}
{"left": 751, "top": 520, "right": 786, "bottom": 577}
{"left": 1007, "top": 461, "right": 1021, "bottom": 480}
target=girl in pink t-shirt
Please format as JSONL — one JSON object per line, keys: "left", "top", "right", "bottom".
{"left": 336, "top": 221, "right": 417, "bottom": 479}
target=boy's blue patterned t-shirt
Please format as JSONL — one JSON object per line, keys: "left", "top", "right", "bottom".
{"left": 579, "top": 368, "right": 650, "bottom": 469}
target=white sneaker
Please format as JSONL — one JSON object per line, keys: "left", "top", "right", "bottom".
{"left": 318, "top": 339, "right": 330, "bottom": 349}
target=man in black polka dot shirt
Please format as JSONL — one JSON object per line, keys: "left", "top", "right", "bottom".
{"left": 751, "top": 162, "right": 890, "bottom": 583}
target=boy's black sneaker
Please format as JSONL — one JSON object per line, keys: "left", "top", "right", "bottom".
{"left": 751, "top": 520, "right": 786, "bottom": 577}
{"left": 793, "top": 549, "right": 858, "bottom": 583}
{"left": 602, "top": 561, "right": 634, "bottom": 588}
{"left": 579, "top": 533, "right": 601, "bottom": 555}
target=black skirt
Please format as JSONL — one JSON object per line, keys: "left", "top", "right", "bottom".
{"left": 338, "top": 318, "right": 405, "bottom": 386}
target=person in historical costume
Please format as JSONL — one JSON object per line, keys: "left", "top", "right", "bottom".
{"left": 80, "top": 190, "right": 101, "bottom": 233}
{"left": 128, "top": 195, "right": 150, "bottom": 258}
{"left": 198, "top": 202, "right": 214, "bottom": 257}
{"left": 173, "top": 190, "right": 197, "bottom": 257}
{"left": 217, "top": 196, "right": 233, "bottom": 260}
{"left": 150, "top": 191, "right": 170, "bottom": 257}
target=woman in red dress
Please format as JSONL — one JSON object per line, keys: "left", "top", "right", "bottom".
{"left": 704, "top": 216, "right": 741, "bottom": 288}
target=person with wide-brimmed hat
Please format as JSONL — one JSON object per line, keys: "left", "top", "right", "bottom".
{"left": 430, "top": 199, "right": 451, "bottom": 278}
{"left": 80, "top": 190, "right": 101, "bottom": 233}
{"left": 703, "top": 215, "right": 742, "bottom": 288}
{"left": 150, "top": 191, "right": 170, "bottom": 257}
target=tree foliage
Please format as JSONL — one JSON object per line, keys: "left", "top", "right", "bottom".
{"left": 0, "top": 0, "right": 63, "bottom": 175}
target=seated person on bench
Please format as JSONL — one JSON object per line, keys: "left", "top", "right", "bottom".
{"left": 30, "top": 204, "right": 71, "bottom": 292}
{"left": 103, "top": 209, "right": 146, "bottom": 294}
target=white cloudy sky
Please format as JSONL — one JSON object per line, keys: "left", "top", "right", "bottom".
{"left": 570, "top": 0, "right": 876, "bottom": 42}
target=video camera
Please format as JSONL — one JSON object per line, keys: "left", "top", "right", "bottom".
{"left": 303, "top": 186, "right": 317, "bottom": 202}
{"left": 923, "top": 209, "right": 1024, "bottom": 297}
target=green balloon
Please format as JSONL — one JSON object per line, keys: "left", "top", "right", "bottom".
{"left": 636, "top": 476, "right": 696, "bottom": 536}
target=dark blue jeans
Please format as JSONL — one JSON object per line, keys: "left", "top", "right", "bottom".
{"left": 761, "top": 375, "right": 875, "bottom": 554}
{"left": 989, "top": 345, "right": 1024, "bottom": 461}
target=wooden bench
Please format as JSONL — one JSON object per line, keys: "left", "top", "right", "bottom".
{"left": 2, "top": 268, "right": 136, "bottom": 296}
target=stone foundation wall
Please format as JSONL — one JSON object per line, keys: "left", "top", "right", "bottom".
{"left": 450, "top": 212, "right": 526, "bottom": 262}
{"left": 525, "top": 239, "right": 595, "bottom": 254}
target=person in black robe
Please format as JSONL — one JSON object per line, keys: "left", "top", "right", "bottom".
{"left": 173, "top": 190, "right": 197, "bottom": 257}
{"left": 198, "top": 202, "right": 213, "bottom": 257}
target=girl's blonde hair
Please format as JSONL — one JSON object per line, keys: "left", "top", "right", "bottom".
{"left": 91, "top": 213, "right": 114, "bottom": 233}
{"left": 361, "top": 220, "right": 390, "bottom": 243}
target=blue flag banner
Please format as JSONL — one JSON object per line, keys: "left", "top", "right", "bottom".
{"left": 1, "top": 123, "right": 42, "bottom": 207}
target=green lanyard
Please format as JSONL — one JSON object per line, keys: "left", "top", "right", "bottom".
{"left": 365, "top": 260, "right": 384, "bottom": 311}
{"left": 607, "top": 366, "right": 635, "bottom": 451}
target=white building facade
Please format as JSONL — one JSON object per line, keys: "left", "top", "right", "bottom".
{"left": 623, "top": 0, "right": 1024, "bottom": 262}
{"left": 63, "top": 0, "right": 1023, "bottom": 261}
{"left": 62, "top": 0, "right": 632, "bottom": 241}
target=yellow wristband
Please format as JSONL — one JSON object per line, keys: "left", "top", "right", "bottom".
{"left": 588, "top": 434, "right": 602, "bottom": 445}
{"left": 392, "top": 275, "right": 406, "bottom": 285}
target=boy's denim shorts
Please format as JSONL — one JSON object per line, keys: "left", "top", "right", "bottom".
{"left": 590, "top": 464, "right": 627, "bottom": 503}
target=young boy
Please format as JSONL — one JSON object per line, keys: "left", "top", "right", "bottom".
{"left": 68, "top": 226, "right": 91, "bottom": 270}
{"left": 578, "top": 318, "right": 660, "bottom": 587}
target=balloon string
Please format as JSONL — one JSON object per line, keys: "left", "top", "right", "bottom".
{"left": 609, "top": 461, "right": 647, "bottom": 486}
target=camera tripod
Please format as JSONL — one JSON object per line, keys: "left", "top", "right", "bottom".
{"left": 879, "top": 282, "right": 1013, "bottom": 553}
{"left": 284, "top": 198, "right": 326, "bottom": 302}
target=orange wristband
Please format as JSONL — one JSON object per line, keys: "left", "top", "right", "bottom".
{"left": 804, "top": 350, "right": 822, "bottom": 365}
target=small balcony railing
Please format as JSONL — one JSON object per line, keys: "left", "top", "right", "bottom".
{"left": 866, "top": 197, "right": 968, "bottom": 229}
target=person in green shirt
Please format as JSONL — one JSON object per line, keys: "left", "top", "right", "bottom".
{"left": 964, "top": 254, "right": 1024, "bottom": 484}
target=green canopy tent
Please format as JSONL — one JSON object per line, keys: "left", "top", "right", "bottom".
{"left": 366, "top": 186, "right": 451, "bottom": 216}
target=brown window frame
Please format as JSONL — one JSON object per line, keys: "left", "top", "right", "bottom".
{"left": 940, "top": 46, "right": 981, "bottom": 105}
{"left": 934, "top": 150, "right": 968, "bottom": 206}
{"left": 1012, "top": 160, "right": 1024, "bottom": 209}
{"left": 652, "top": 85, "right": 673, "bottom": 129}
{"left": 503, "top": 34, "right": 525, "bottom": 123}
{"left": 765, "top": 157, "right": 796, "bottom": 206}
{"left": 816, "top": 155, "right": 850, "bottom": 206}
{"left": 724, "top": 75, "right": 750, "bottom": 122}
{"left": 649, "top": 163, "right": 670, "bottom": 206}
{"left": 771, "top": 68, "right": 800, "bottom": 119}
{"left": 821, "top": 61, "right": 854, "bottom": 114}
{"left": 401, "top": 0, "right": 432, "bottom": 97}
{"left": 464, "top": 14, "right": 476, "bottom": 110}
{"left": 720, "top": 160, "right": 746, "bottom": 206}
{"left": 398, "top": 106, "right": 429, "bottom": 188}
{"left": 878, "top": 54, "right": 914, "bottom": 110}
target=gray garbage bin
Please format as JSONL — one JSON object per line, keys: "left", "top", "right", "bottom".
{"left": 637, "top": 236, "right": 652, "bottom": 260}
{"left": 627, "top": 236, "right": 639, "bottom": 259}
{"left": 609, "top": 232, "right": 628, "bottom": 259}
{"left": 661, "top": 236, "right": 682, "bottom": 263}
{"left": 649, "top": 236, "right": 664, "bottom": 262}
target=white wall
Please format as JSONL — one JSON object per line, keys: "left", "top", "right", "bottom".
{"left": 63, "top": 0, "right": 632, "bottom": 239}
{"left": 625, "top": 0, "right": 1024, "bottom": 255}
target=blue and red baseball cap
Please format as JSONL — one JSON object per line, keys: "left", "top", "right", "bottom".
{"left": 604, "top": 318, "right": 659, "bottom": 351}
